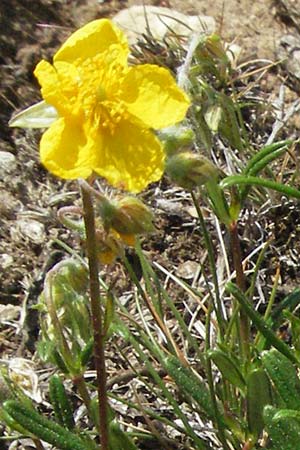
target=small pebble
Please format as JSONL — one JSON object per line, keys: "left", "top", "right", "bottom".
{"left": 176, "top": 260, "right": 199, "bottom": 279}
{"left": 16, "top": 219, "right": 46, "bottom": 244}
{"left": 0, "top": 151, "right": 17, "bottom": 177}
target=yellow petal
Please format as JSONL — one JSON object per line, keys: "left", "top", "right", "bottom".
{"left": 34, "top": 60, "right": 60, "bottom": 106}
{"left": 92, "top": 119, "right": 165, "bottom": 193}
{"left": 120, "top": 65, "right": 190, "bottom": 129}
{"left": 98, "top": 250, "right": 116, "bottom": 265}
{"left": 119, "top": 233, "right": 136, "bottom": 246}
{"left": 34, "top": 60, "right": 80, "bottom": 117}
{"left": 54, "top": 19, "right": 129, "bottom": 66}
{"left": 39, "top": 118, "right": 94, "bottom": 179}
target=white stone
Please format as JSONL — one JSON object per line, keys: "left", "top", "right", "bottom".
{"left": 0, "top": 151, "right": 17, "bottom": 177}
{"left": 113, "top": 5, "right": 215, "bottom": 45}
{"left": 176, "top": 260, "right": 199, "bottom": 279}
{"left": 0, "top": 304, "right": 21, "bottom": 322}
{"left": 16, "top": 219, "right": 46, "bottom": 244}
{"left": 0, "top": 253, "right": 14, "bottom": 269}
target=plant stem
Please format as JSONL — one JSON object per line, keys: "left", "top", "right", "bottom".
{"left": 80, "top": 180, "right": 109, "bottom": 450}
{"left": 72, "top": 374, "right": 92, "bottom": 415}
{"left": 229, "top": 221, "right": 250, "bottom": 360}
{"left": 191, "top": 191, "right": 226, "bottom": 336}
{"left": 205, "top": 302, "right": 231, "bottom": 450}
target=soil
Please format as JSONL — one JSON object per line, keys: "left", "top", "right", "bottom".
{"left": 2, "top": 0, "right": 300, "bottom": 448}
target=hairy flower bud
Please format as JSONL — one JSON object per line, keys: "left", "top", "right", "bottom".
{"left": 111, "top": 196, "right": 155, "bottom": 236}
{"left": 165, "top": 151, "right": 219, "bottom": 190}
{"left": 97, "top": 195, "right": 154, "bottom": 246}
{"left": 159, "top": 125, "right": 195, "bottom": 156}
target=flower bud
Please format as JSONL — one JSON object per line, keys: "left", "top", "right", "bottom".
{"left": 111, "top": 196, "right": 155, "bottom": 236}
{"left": 96, "top": 195, "right": 154, "bottom": 251}
{"left": 165, "top": 151, "right": 219, "bottom": 190}
{"left": 159, "top": 125, "right": 195, "bottom": 156}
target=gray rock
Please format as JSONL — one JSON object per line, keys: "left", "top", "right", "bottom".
{"left": 113, "top": 5, "right": 215, "bottom": 45}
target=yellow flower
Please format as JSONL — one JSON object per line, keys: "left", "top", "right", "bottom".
{"left": 34, "top": 19, "right": 190, "bottom": 192}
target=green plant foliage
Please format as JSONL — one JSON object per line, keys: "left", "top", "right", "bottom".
{"left": 208, "top": 349, "right": 245, "bottom": 391}
{"left": 2, "top": 400, "right": 90, "bottom": 450}
{"left": 164, "top": 355, "right": 216, "bottom": 420}
{"left": 246, "top": 368, "right": 272, "bottom": 439}
{"left": 261, "top": 349, "right": 300, "bottom": 410}
{"left": 49, "top": 375, "right": 75, "bottom": 430}
{"left": 264, "top": 406, "right": 300, "bottom": 450}
{"left": 108, "top": 422, "right": 139, "bottom": 450}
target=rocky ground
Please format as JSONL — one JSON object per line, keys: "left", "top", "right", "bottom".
{"left": 2, "top": 0, "right": 300, "bottom": 448}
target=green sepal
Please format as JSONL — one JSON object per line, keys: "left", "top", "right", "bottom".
{"left": 261, "top": 349, "right": 300, "bottom": 410}
{"left": 49, "top": 375, "right": 75, "bottom": 430}
{"left": 246, "top": 368, "right": 271, "bottom": 439}
{"left": 109, "top": 421, "right": 139, "bottom": 450}
{"left": 9, "top": 100, "right": 58, "bottom": 128}
{"left": 208, "top": 349, "right": 245, "bottom": 390}
{"left": 2, "top": 400, "right": 87, "bottom": 450}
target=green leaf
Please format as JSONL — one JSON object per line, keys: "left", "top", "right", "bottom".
{"left": 225, "top": 282, "right": 298, "bottom": 364}
{"left": 49, "top": 375, "right": 75, "bottom": 430}
{"left": 264, "top": 406, "right": 300, "bottom": 449}
{"left": 271, "top": 288, "right": 300, "bottom": 328}
{"left": 246, "top": 368, "right": 272, "bottom": 439}
{"left": 244, "top": 141, "right": 291, "bottom": 176}
{"left": 80, "top": 337, "right": 94, "bottom": 367}
{"left": 103, "top": 292, "right": 115, "bottom": 337}
{"left": 284, "top": 310, "right": 300, "bottom": 358}
{"left": 164, "top": 355, "right": 216, "bottom": 420}
{"left": 218, "top": 93, "right": 244, "bottom": 151}
{"left": 2, "top": 400, "right": 87, "bottom": 450}
{"left": 193, "top": 108, "right": 212, "bottom": 151}
{"left": 204, "top": 103, "right": 223, "bottom": 132}
{"left": 109, "top": 421, "right": 139, "bottom": 450}
{"left": 208, "top": 349, "right": 245, "bottom": 390}
{"left": 220, "top": 175, "right": 300, "bottom": 201}
{"left": 262, "top": 349, "right": 300, "bottom": 410}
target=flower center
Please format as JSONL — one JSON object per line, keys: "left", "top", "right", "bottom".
{"left": 96, "top": 86, "right": 107, "bottom": 102}
{"left": 99, "top": 101, "right": 128, "bottom": 134}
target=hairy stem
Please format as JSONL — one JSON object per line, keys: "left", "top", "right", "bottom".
{"left": 80, "top": 180, "right": 109, "bottom": 450}
{"left": 72, "top": 374, "right": 92, "bottom": 417}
